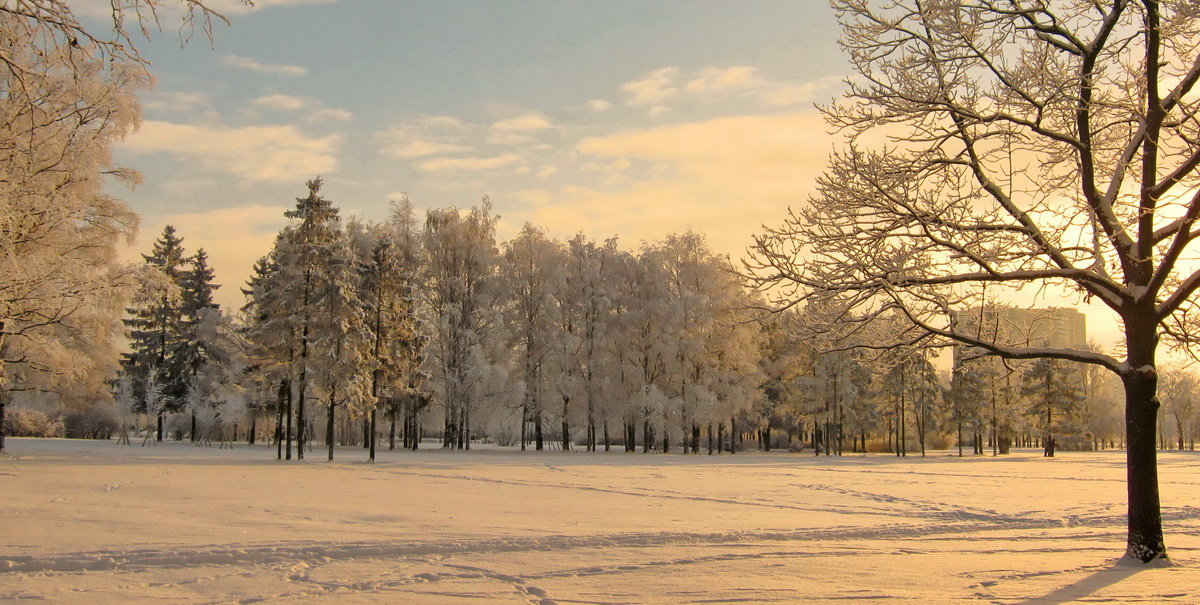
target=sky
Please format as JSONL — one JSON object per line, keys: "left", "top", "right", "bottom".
{"left": 99, "top": 0, "right": 844, "bottom": 306}
{"left": 89, "top": 0, "right": 1127, "bottom": 354}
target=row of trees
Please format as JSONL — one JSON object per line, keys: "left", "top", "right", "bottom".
{"left": 120, "top": 181, "right": 772, "bottom": 460}
{"left": 121, "top": 182, "right": 1200, "bottom": 466}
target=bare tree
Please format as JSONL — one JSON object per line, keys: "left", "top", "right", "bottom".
{"left": 746, "top": 0, "right": 1200, "bottom": 562}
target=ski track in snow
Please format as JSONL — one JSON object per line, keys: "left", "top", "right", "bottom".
{"left": 0, "top": 515, "right": 1134, "bottom": 575}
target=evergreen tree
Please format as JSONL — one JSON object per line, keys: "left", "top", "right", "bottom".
{"left": 280, "top": 178, "right": 345, "bottom": 461}
{"left": 949, "top": 360, "right": 988, "bottom": 456}
{"left": 1022, "top": 358, "right": 1084, "bottom": 457}
{"left": 177, "top": 249, "right": 221, "bottom": 441}
{"left": 121, "top": 226, "right": 189, "bottom": 441}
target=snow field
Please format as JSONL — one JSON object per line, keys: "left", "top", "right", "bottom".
{"left": 3, "top": 438, "right": 1200, "bottom": 603}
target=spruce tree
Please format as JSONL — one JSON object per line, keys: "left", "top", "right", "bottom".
{"left": 121, "top": 226, "right": 189, "bottom": 441}
{"left": 177, "top": 249, "right": 221, "bottom": 441}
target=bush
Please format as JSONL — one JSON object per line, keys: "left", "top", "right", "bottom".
{"left": 4, "top": 407, "right": 65, "bottom": 437}
{"left": 63, "top": 405, "right": 119, "bottom": 440}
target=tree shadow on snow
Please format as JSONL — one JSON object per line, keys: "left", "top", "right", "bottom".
{"left": 1016, "top": 560, "right": 1149, "bottom": 604}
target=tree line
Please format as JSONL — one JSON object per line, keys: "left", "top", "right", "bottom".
{"left": 112, "top": 177, "right": 1200, "bottom": 464}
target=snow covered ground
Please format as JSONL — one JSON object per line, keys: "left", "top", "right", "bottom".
{"left": 2, "top": 438, "right": 1199, "bottom": 603}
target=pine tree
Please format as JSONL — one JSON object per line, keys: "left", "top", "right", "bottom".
{"left": 241, "top": 252, "right": 296, "bottom": 458}
{"left": 121, "top": 226, "right": 189, "bottom": 442}
{"left": 280, "top": 178, "right": 344, "bottom": 461}
{"left": 178, "top": 249, "right": 221, "bottom": 441}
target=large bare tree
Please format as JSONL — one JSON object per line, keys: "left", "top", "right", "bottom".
{"left": 747, "top": 0, "right": 1200, "bottom": 562}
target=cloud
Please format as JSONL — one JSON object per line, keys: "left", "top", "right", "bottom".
{"left": 487, "top": 114, "right": 554, "bottom": 145}
{"left": 143, "top": 91, "right": 211, "bottom": 114}
{"left": 685, "top": 66, "right": 760, "bottom": 94}
{"left": 519, "top": 112, "right": 833, "bottom": 254}
{"left": 252, "top": 94, "right": 307, "bottom": 111}
{"left": 378, "top": 115, "right": 475, "bottom": 159}
{"left": 620, "top": 65, "right": 839, "bottom": 112}
{"left": 621, "top": 67, "right": 681, "bottom": 106}
{"left": 123, "top": 121, "right": 341, "bottom": 183}
{"left": 684, "top": 66, "right": 841, "bottom": 106}
{"left": 414, "top": 154, "right": 523, "bottom": 173}
{"left": 308, "top": 108, "right": 354, "bottom": 122}
{"left": 587, "top": 99, "right": 612, "bottom": 112}
{"left": 223, "top": 54, "right": 308, "bottom": 77}
{"left": 385, "top": 140, "right": 471, "bottom": 160}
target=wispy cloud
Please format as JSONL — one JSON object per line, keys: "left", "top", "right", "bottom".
{"left": 308, "top": 108, "right": 354, "bottom": 122}
{"left": 621, "top": 67, "right": 680, "bottom": 107}
{"left": 223, "top": 54, "right": 308, "bottom": 77}
{"left": 385, "top": 140, "right": 471, "bottom": 159}
{"left": 487, "top": 114, "right": 554, "bottom": 145}
{"left": 123, "top": 121, "right": 341, "bottom": 183}
{"left": 414, "top": 154, "right": 523, "bottom": 173}
{"left": 143, "top": 91, "right": 211, "bottom": 114}
{"left": 514, "top": 112, "right": 833, "bottom": 253}
{"left": 252, "top": 93, "right": 307, "bottom": 111}
{"left": 378, "top": 115, "right": 474, "bottom": 159}
{"left": 620, "top": 65, "right": 839, "bottom": 112}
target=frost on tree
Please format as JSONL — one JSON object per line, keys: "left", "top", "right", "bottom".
{"left": 422, "top": 201, "right": 504, "bottom": 450}
{"left": 122, "top": 227, "right": 190, "bottom": 442}
{"left": 0, "top": 1, "right": 245, "bottom": 451}
{"left": 745, "top": 0, "right": 1200, "bottom": 562}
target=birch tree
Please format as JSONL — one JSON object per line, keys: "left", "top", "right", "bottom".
{"left": 423, "top": 201, "right": 502, "bottom": 449}
{"left": 501, "top": 223, "right": 562, "bottom": 451}
{"left": 746, "top": 0, "right": 1200, "bottom": 562}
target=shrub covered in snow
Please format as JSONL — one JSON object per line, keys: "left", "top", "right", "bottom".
{"left": 5, "top": 408, "right": 65, "bottom": 438}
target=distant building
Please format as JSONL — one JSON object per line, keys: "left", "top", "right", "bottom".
{"left": 949, "top": 306, "right": 1091, "bottom": 450}
{"left": 952, "top": 306, "right": 1087, "bottom": 364}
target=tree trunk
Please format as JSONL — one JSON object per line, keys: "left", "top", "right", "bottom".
{"left": 327, "top": 400, "right": 336, "bottom": 462}
{"left": 190, "top": 411, "right": 197, "bottom": 443}
{"left": 249, "top": 414, "right": 257, "bottom": 446}
{"left": 520, "top": 403, "right": 527, "bottom": 452}
{"left": 587, "top": 397, "right": 595, "bottom": 452}
{"left": 0, "top": 388, "right": 8, "bottom": 453}
{"left": 369, "top": 406, "right": 377, "bottom": 462}
{"left": 562, "top": 395, "right": 570, "bottom": 451}
{"left": 1122, "top": 339, "right": 1167, "bottom": 562}
{"left": 389, "top": 408, "right": 396, "bottom": 451}
{"left": 284, "top": 379, "right": 293, "bottom": 461}
{"left": 707, "top": 423, "right": 714, "bottom": 455}
{"left": 729, "top": 416, "right": 736, "bottom": 454}
{"left": 535, "top": 407, "right": 543, "bottom": 451}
